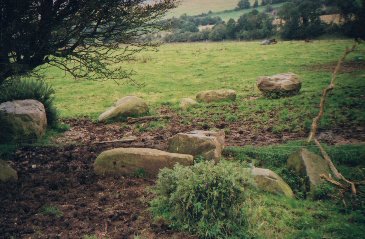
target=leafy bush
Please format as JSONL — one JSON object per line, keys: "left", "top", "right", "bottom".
{"left": 151, "top": 161, "right": 254, "bottom": 238}
{"left": 0, "top": 79, "right": 58, "bottom": 127}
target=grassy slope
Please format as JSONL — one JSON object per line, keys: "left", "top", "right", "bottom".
{"left": 43, "top": 40, "right": 365, "bottom": 135}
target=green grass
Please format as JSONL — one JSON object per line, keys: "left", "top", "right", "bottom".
{"left": 223, "top": 142, "right": 365, "bottom": 238}
{"left": 151, "top": 143, "right": 365, "bottom": 238}
{"left": 39, "top": 205, "right": 63, "bottom": 218}
{"left": 40, "top": 40, "right": 365, "bottom": 136}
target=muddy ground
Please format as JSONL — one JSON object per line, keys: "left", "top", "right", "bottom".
{"left": 1, "top": 109, "right": 364, "bottom": 238}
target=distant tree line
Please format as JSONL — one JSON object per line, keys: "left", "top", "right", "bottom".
{"left": 163, "top": 0, "right": 364, "bottom": 43}
{"left": 164, "top": 10, "right": 274, "bottom": 42}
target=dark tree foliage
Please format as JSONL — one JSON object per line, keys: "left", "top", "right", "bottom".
{"left": 253, "top": 0, "right": 259, "bottom": 8}
{"left": 236, "top": 10, "right": 274, "bottom": 40}
{"left": 325, "top": 0, "right": 365, "bottom": 39}
{"left": 0, "top": 0, "right": 176, "bottom": 84}
{"left": 237, "top": 0, "right": 251, "bottom": 10}
{"left": 278, "top": 0, "right": 324, "bottom": 39}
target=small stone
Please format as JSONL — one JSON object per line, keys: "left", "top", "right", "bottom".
{"left": 196, "top": 89, "right": 236, "bottom": 103}
{"left": 180, "top": 98, "right": 197, "bottom": 110}
{"left": 98, "top": 96, "right": 148, "bottom": 122}
{"left": 0, "top": 160, "right": 18, "bottom": 183}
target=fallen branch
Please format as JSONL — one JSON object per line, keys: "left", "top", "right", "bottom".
{"left": 127, "top": 115, "right": 171, "bottom": 124}
{"left": 320, "top": 174, "right": 346, "bottom": 189}
{"left": 92, "top": 137, "right": 137, "bottom": 145}
{"left": 307, "top": 43, "right": 358, "bottom": 143}
{"left": 306, "top": 42, "right": 359, "bottom": 195}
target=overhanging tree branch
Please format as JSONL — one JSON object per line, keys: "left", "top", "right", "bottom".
{"left": 0, "top": 0, "right": 177, "bottom": 84}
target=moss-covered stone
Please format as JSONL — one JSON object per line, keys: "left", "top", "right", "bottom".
{"left": 0, "top": 159, "right": 18, "bottom": 182}
{"left": 251, "top": 167, "right": 294, "bottom": 198}
{"left": 94, "top": 148, "right": 193, "bottom": 177}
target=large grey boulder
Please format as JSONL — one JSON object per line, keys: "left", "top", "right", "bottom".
{"left": 251, "top": 167, "right": 294, "bottom": 198}
{"left": 94, "top": 148, "right": 193, "bottom": 177}
{"left": 98, "top": 96, "right": 148, "bottom": 122}
{"left": 0, "top": 99, "right": 47, "bottom": 143}
{"left": 0, "top": 160, "right": 18, "bottom": 183}
{"left": 196, "top": 89, "right": 236, "bottom": 103}
{"left": 287, "top": 148, "right": 331, "bottom": 193}
{"left": 180, "top": 98, "right": 197, "bottom": 110}
{"left": 257, "top": 73, "right": 301, "bottom": 98}
{"left": 167, "top": 130, "right": 225, "bottom": 163}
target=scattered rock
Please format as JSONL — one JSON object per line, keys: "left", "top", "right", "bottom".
{"left": 0, "top": 160, "right": 18, "bottom": 183}
{"left": 93, "top": 148, "right": 193, "bottom": 177}
{"left": 196, "top": 89, "right": 236, "bottom": 103}
{"left": 98, "top": 96, "right": 148, "bottom": 122}
{"left": 257, "top": 73, "right": 301, "bottom": 98}
{"left": 251, "top": 167, "right": 294, "bottom": 198}
{"left": 261, "top": 39, "right": 277, "bottom": 45}
{"left": 287, "top": 148, "right": 331, "bottom": 193}
{"left": 167, "top": 130, "right": 225, "bottom": 162}
{"left": 180, "top": 98, "right": 197, "bottom": 110}
{"left": 0, "top": 99, "right": 47, "bottom": 143}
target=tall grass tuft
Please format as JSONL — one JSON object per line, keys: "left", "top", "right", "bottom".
{"left": 0, "top": 79, "right": 58, "bottom": 127}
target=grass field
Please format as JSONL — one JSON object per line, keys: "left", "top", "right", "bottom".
{"left": 42, "top": 40, "right": 365, "bottom": 135}
{"left": 168, "top": 0, "right": 239, "bottom": 17}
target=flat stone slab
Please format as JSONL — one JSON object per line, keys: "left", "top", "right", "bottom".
{"left": 94, "top": 148, "right": 193, "bottom": 177}
{"left": 167, "top": 130, "right": 225, "bottom": 162}
{"left": 196, "top": 89, "right": 236, "bottom": 103}
{"left": 287, "top": 148, "right": 331, "bottom": 193}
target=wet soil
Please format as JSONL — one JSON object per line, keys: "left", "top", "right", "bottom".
{"left": 0, "top": 144, "right": 196, "bottom": 239}
{"left": 1, "top": 107, "right": 363, "bottom": 238}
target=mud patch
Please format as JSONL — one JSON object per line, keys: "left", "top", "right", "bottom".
{"left": 304, "top": 60, "right": 365, "bottom": 73}
{"left": 0, "top": 145, "right": 197, "bottom": 239}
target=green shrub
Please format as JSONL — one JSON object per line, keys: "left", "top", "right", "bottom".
{"left": 151, "top": 161, "right": 254, "bottom": 238}
{"left": 0, "top": 79, "right": 58, "bottom": 127}
{"left": 39, "top": 205, "right": 63, "bottom": 218}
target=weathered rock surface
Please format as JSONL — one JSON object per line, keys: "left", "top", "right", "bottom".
{"left": 287, "top": 148, "right": 331, "bottom": 192}
{"left": 257, "top": 73, "right": 301, "bottom": 98}
{"left": 0, "top": 100, "right": 47, "bottom": 142}
{"left": 167, "top": 130, "right": 225, "bottom": 162}
{"left": 251, "top": 167, "right": 294, "bottom": 198}
{"left": 94, "top": 148, "right": 193, "bottom": 177}
{"left": 98, "top": 96, "right": 148, "bottom": 122}
{"left": 0, "top": 160, "right": 18, "bottom": 182}
{"left": 196, "top": 89, "right": 236, "bottom": 103}
{"left": 180, "top": 98, "right": 197, "bottom": 110}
